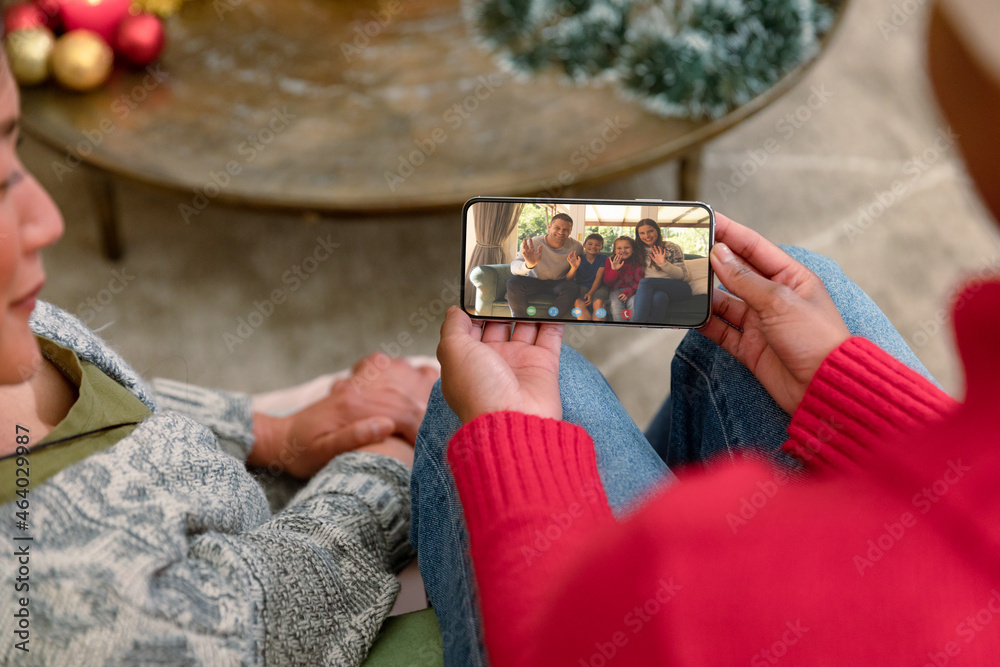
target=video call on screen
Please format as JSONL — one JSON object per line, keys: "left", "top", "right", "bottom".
{"left": 464, "top": 200, "right": 713, "bottom": 327}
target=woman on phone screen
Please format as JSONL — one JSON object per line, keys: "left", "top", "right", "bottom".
{"left": 632, "top": 218, "right": 691, "bottom": 323}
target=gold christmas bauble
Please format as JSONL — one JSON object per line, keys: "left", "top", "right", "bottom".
{"left": 51, "top": 30, "right": 114, "bottom": 92}
{"left": 4, "top": 27, "right": 56, "bottom": 86}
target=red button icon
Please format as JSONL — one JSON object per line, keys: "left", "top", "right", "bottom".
{"left": 622, "top": 309, "right": 632, "bottom": 320}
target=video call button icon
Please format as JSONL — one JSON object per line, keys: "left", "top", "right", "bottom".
{"left": 526, "top": 306, "right": 537, "bottom": 316}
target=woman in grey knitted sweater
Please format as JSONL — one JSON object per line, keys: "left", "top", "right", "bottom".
{"left": 632, "top": 218, "right": 693, "bottom": 323}
{"left": 0, "top": 55, "right": 433, "bottom": 665}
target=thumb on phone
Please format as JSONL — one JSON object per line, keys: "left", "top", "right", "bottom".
{"left": 709, "top": 243, "right": 781, "bottom": 310}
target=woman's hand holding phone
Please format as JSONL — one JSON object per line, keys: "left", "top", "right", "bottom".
{"left": 700, "top": 213, "right": 850, "bottom": 415}
{"left": 438, "top": 308, "right": 563, "bottom": 424}
{"left": 455, "top": 197, "right": 847, "bottom": 420}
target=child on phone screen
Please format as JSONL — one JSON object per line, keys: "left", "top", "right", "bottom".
{"left": 602, "top": 236, "right": 644, "bottom": 322}
{"left": 567, "top": 233, "right": 610, "bottom": 321}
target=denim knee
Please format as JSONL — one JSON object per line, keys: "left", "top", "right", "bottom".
{"left": 779, "top": 245, "right": 846, "bottom": 284}
{"left": 415, "top": 381, "right": 450, "bottom": 447}
{"left": 558, "top": 343, "right": 603, "bottom": 383}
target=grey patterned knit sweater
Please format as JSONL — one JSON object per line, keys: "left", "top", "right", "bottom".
{"left": 1, "top": 302, "right": 414, "bottom": 665}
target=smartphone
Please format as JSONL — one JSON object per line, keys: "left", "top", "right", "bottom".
{"left": 462, "top": 196, "right": 714, "bottom": 328}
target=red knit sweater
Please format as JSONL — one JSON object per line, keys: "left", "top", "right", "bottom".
{"left": 603, "top": 259, "right": 645, "bottom": 298}
{"left": 447, "top": 281, "right": 1000, "bottom": 666}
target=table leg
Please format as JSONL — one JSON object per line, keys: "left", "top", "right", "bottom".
{"left": 86, "top": 168, "right": 124, "bottom": 261}
{"left": 679, "top": 147, "right": 703, "bottom": 201}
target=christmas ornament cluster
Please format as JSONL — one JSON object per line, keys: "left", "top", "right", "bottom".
{"left": 3, "top": 0, "right": 166, "bottom": 91}
{"left": 468, "top": 0, "right": 842, "bottom": 119}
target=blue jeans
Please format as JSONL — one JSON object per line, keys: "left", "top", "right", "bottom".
{"left": 505, "top": 276, "right": 577, "bottom": 318}
{"left": 608, "top": 287, "right": 634, "bottom": 321}
{"left": 633, "top": 277, "right": 692, "bottom": 323}
{"left": 409, "top": 247, "right": 937, "bottom": 666}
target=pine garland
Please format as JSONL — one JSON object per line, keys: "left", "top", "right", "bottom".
{"left": 467, "top": 0, "right": 840, "bottom": 118}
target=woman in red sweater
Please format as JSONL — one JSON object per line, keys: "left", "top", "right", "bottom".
{"left": 410, "top": 1, "right": 1000, "bottom": 664}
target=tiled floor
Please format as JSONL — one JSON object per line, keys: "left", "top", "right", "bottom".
{"left": 26, "top": 0, "right": 998, "bottom": 431}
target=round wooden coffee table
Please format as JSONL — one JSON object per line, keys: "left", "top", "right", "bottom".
{"left": 19, "top": 0, "right": 847, "bottom": 258}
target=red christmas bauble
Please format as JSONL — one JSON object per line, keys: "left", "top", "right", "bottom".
{"left": 114, "top": 13, "right": 164, "bottom": 67}
{"left": 3, "top": 3, "right": 47, "bottom": 35}
{"left": 32, "top": 0, "right": 64, "bottom": 33}
{"left": 59, "top": 0, "right": 131, "bottom": 44}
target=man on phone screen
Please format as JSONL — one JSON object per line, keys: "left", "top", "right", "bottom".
{"left": 506, "top": 213, "right": 584, "bottom": 318}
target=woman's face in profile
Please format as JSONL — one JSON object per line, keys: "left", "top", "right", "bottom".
{"left": 0, "top": 58, "right": 63, "bottom": 385}
{"left": 637, "top": 224, "right": 658, "bottom": 246}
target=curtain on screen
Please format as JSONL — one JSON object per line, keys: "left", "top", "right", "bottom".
{"left": 465, "top": 201, "right": 524, "bottom": 307}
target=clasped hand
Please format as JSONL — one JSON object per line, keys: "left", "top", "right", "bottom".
{"left": 438, "top": 214, "right": 850, "bottom": 424}
{"left": 249, "top": 354, "right": 438, "bottom": 477}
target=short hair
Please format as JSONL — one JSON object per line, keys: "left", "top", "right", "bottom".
{"left": 584, "top": 233, "right": 604, "bottom": 244}
{"left": 551, "top": 213, "right": 573, "bottom": 225}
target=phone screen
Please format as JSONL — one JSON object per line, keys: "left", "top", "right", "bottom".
{"left": 462, "top": 197, "right": 714, "bottom": 328}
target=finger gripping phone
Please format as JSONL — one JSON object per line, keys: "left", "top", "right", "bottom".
{"left": 462, "top": 197, "right": 714, "bottom": 328}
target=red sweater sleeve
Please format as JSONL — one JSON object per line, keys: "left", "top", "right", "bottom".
{"left": 602, "top": 258, "right": 619, "bottom": 286}
{"left": 783, "top": 336, "right": 958, "bottom": 474}
{"left": 621, "top": 265, "right": 644, "bottom": 298}
{"left": 447, "top": 413, "right": 615, "bottom": 666}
